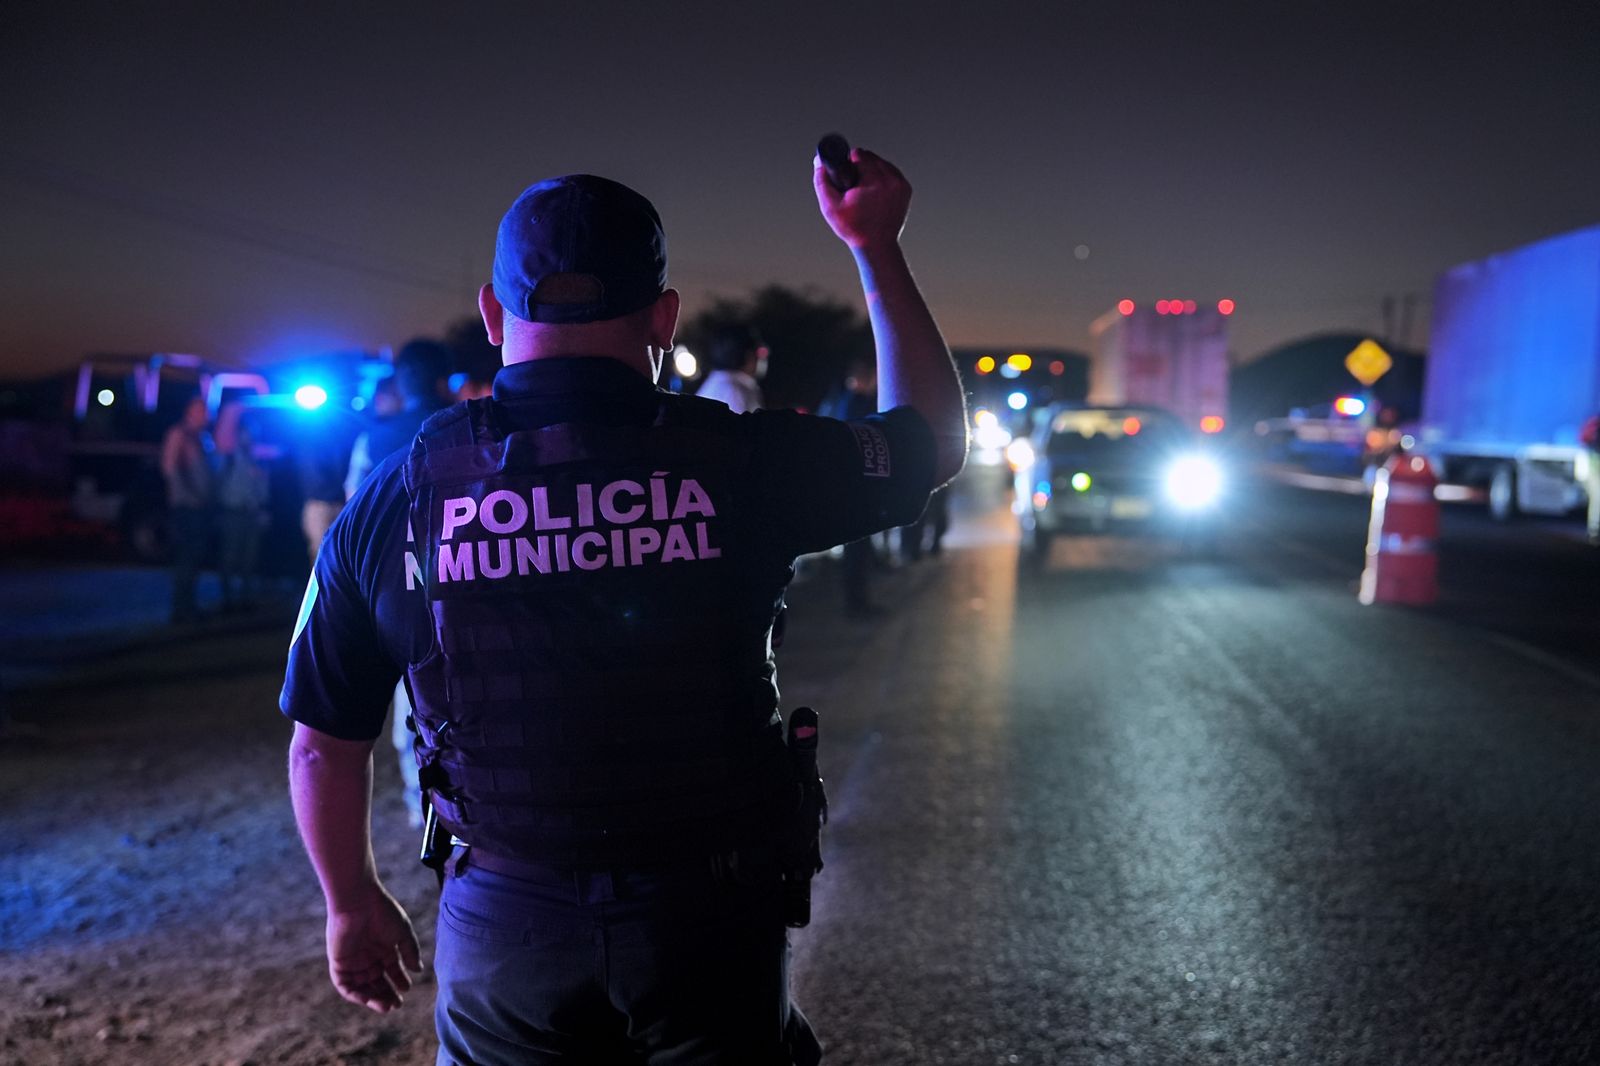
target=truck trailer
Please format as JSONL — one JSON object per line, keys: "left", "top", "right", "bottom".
{"left": 1417, "top": 224, "right": 1600, "bottom": 519}
{"left": 1088, "top": 300, "right": 1230, "bottom": 435}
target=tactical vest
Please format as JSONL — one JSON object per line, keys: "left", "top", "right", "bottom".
{"left": 402, "top": 394, "right": 791, "bottom": 866}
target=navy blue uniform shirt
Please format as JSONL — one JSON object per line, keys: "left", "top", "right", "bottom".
{"left": 282, "top": 356, "right": 937, "bottom": 741}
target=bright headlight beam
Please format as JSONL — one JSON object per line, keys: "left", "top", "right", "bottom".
{"left": 974, "top": 423, "right": 1012, "bottom": 451}
{"left": 1165, "top": 454, "right": 1223, "bottom": 510}
{"left": 1004, "top": 438, "right": 1035, "bottom": 470}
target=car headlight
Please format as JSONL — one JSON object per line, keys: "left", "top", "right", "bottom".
{"left": 974, "top": 422, "right": 1013, "bottom": 451}
{"left": 1164, "top": 454, "right": 1223, "bottom": 509}
{"left": 1004, "top": 438, "right": 1035, "bottom": 471}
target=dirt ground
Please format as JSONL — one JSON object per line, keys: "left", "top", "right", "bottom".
{"left": 0, "top": 557, "right": 896, "bottom": 1066}
{"left": 1, "top": 626, "right": 446, "bottom": 1066}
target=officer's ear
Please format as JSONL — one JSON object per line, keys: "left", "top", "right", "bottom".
{"left": 650, "top": 288, "right": 681, "bottom": 351}
{"left": 479, "top": 285, "right": 506, "bottom": 346}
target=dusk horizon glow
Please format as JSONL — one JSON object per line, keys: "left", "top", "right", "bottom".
{"left": 4, "top": 2, "right": 1598, "bottom": 378}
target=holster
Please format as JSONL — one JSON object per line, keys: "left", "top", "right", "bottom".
{"left": 419, "top": 793, "right": 449, "bottom": 886}
{"left": 778, "top": 708, "right": 828, "bottom": 928}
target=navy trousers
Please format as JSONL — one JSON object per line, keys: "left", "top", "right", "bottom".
{"left": 433, "top": 852, "right": 822, "bottom": 1065}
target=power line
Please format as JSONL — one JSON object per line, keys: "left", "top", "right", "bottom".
{"left": 0, "top": 152, "right": 461, "bottom": 294}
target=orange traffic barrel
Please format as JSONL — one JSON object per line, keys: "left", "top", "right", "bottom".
{"left": 1359, "top": 454, "right": 1439, "bottom": 606}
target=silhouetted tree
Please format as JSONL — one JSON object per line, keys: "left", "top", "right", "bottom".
{"left": 680, "top": 285, "right": 872, "bottom": 411}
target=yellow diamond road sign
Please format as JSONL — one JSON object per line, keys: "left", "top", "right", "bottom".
{"left": 1345, "top": 339, "right": 1393, "bottom": 386}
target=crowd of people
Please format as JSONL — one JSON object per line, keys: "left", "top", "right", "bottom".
{"left": 159, "top": 395, "right": 271, "bottom": 623}
{"left": 156, "top": 341, "right": 470, "bottom": 626}
{"left": 157, "top": 320, "right": 960, "bottom": 628}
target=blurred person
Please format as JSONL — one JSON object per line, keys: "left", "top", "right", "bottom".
{"left": 160, "top": 395, "right": 215, "bottom": 624}
{"left": 284, "top": 149, "right": 966, "bottom": 1061}
{"left": 370, "top": 376, "right": 403, "bottom": 417}
{"left": 820, "top": 355, "right": 885, "bottom": 614}
{"left": 818, "top": 352, "right": 878, "bottom": 422}
{"left": 345, "top": 340, "right": 452, "bottom": 498}
{"left": 695, "top": 324, "right": 766, "bottom": 412}
{"left": 214, "top": 402, "right": 269, "bottom": 610}
{"left": 298, "top": 440, "right": 347, "bottom": 567}
{"left": 343, "top": 340, "right": 453, "bottom": 828}
{"left": 899, "top": 485, "right": 949, "bottom": 561}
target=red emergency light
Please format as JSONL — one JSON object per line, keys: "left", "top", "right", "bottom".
{"left": 1218, "top": 299, "right": 1236, "bottom": 315}
{"left": 1117, "top": 299, "right": 1135, "bottom": 316}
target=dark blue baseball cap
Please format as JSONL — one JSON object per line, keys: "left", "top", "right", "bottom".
{"left": 491, "top": 175, "right": 668, "bottom": 325}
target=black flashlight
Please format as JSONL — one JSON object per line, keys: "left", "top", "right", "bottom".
{"left": 817, "top": 133, "right": 859, "bottom": 192}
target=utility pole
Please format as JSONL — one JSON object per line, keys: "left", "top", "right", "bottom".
{"left": 1398, "top": 293, "right": 1417, "bottom": 350}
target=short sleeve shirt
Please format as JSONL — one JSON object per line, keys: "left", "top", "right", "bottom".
{"left": 694, "top": 369, "right": 764, "bottom": 413}
{"left": 281, "top": 357, "right": 936, "bottom": 742}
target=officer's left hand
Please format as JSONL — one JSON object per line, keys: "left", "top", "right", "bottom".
{"left": 326, "top": 884, "right": 423, "bottom": 1013}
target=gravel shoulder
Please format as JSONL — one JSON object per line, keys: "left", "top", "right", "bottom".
{"left": 0, "top": 554, "right": 937, "bottom": 1066}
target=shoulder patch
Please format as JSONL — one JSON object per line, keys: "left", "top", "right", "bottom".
{"left": 851, "top": 423, "right": 892, "bottom": 478}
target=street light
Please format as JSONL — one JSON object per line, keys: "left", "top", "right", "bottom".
{"left": 672, "top": 345, "right": 698, "bottom": 379}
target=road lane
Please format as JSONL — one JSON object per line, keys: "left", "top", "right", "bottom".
{"left": 4, "top": 472, "right": 1597, "bottom": 1064}
{"left": 793, "top": 482, "right": 1600, "bottom": 1065}
{"left": 1234, "top": 479, "right": 1600, "bottom": 671}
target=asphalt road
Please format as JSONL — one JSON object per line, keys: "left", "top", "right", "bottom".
{"left": 4, "top": 470, "right": 1599, "bottom": 1064}
{"left": 791, "top": 474, "right": 1600, "bottom": 1065}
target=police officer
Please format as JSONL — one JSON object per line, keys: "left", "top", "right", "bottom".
{"left": 283, "top": 147, "right": 967, "bottom": 1064}
{"left": 344, "top": 338, "right": 453, "bottom": 499}
{"left": 819, "top": 355, "right": 884, "bottom": 613}
{"left": 344, "top": 338, "right": 454, "bottom": 826}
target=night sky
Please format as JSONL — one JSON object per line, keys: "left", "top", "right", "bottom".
{"left": 3, "top": 2, "right": 1597, "bottom": 378}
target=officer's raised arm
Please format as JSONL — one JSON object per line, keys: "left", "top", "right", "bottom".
{"left": 813, "top": 147, "right": 968, "bottom": 485}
